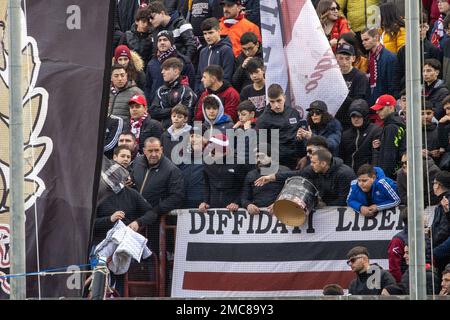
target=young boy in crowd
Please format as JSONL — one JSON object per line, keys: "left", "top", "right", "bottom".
{"left": 240, "top": 57, "right": 266, "bottom": 117}
{"left": 161, "top": 104, "right": 192, "bottom": 162}
{"left": 347, "top": 164, "right": 400, "bottom": 217}
{"left": 233, "top": 100, "right": 257, "bottom": 173}
{"left": 233, "top": 100, "right": 257, "bottom": 130}
{"left": 201, "top": 94, "right": 234, "bottom": 139}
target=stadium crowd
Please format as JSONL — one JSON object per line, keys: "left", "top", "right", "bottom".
{"left": 93, "top": 0, "right": 450, "bottom": 297}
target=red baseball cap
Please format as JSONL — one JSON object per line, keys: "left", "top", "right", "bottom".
{"left": 128, "top": 94, "right": 147, "bottom": 107}
{"left": 370, "top": 94, "right": 396, "bottom": 111}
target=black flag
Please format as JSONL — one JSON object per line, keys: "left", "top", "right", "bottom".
{"left": 0, "top": 0, "right": 113, "bottom": 297}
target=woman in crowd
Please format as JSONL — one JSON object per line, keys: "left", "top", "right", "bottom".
{"left": 113, "top": 45, "right": 146, "bottom": 91}
{"left": 316, "top": 0, "right": 351, "bottom": 52}
{"left": 379, "top": 2, "right": 406, "bottom": 53}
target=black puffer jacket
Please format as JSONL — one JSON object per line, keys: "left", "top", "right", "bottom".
{"left": 276, "top": 157, "right": 356, "bottom": 206}
{"left": 340, "top": 101, "right": 382, "bottom": 172}
{"left": 132, "top": 155, "right": 185, "bottom": 216}
{"left": 152, "top": 11, "right": 197, "bottom": 61}
{"left": 120, "top": 23, "right": 153, "bottom": 66}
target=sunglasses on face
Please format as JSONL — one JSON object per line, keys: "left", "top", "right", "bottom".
{"left": 309, "top": 110, "right": 322, "bottom": 116}
{"left": 346, "top": 254, "right": 365, "bottom": 266}
{"left": 401, "top": 161, "right": 407, "bottom": 166}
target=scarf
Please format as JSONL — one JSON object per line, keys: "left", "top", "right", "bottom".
{"left": 223, "top": 13, "right": 244, "bottom": 28}
{"left": 368, "top": 44, "right": 383, "bottom": 89}
{"left": 157, "top": 45, "right": 177, "bottom": 63}
{"left": 130, "top": 113, "right": 148, "bottom": 146}
{"left": 431, "top": 14, "right": 445, "bottom": 49}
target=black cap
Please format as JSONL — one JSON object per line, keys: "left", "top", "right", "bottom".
{"left": 306, "top": 100, "right": 328, "bottom": 112}
{"left": 336, "top": 43, "right": 355, "bottom": 56}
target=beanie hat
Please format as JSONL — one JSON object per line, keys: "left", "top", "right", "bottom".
{"left": 114, "top": 45, "right": 131, "bottom": 61}
{"left": 156, "top": 30, "right": 175, "bottom": 46}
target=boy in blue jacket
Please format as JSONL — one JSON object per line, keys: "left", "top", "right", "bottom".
{"left": 347, "top": 164, "right": 400, "bottom": 217}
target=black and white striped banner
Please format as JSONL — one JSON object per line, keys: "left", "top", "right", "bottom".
{"left": 172, "top": 207, "right": 403, "bottom": 297}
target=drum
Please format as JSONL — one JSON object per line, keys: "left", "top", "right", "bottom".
{"left": 273, "top": 176, "right": 318, "bottom": 227}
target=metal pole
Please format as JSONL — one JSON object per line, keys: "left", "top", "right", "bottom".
{"left": 405, "top": 0, "right": 427, "bottom": 300}
{"left": 90, "top": 257, "right": 107, "bottom": 300}
{"left": 8, "top": 0, "right": 26, "bottom": 300}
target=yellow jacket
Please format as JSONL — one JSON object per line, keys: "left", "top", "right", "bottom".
{"left": 380, "top": 27, "right": 406, "bottom": 53}
{"left": 336, "top": 0, "right": 380, "bottom": 32}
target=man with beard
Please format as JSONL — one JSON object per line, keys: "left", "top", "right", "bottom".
{"left": 346, "top": 246, "right": 396, "bottom": 295}
{"left": 371, "top": 94, "right": 406, "bottom": 179}
{"left": 219, "top": 0, "right": 261, "bottom": 57}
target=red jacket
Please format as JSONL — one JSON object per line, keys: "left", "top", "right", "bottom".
{"left": 388, "top": 236, "right": 406, "bottom": 283}
{"left": 194, "top": 81, "right": 240, "bottom": 122}
{"left": 423, "top": 0, "right": 440, "bottom": 25}
{"left": 329, "top": 17, "right": 351, "bottom": 52}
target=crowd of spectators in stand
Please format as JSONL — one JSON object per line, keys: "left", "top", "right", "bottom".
{"left": 94, "top": 0, "right": 450, "bottom": 297}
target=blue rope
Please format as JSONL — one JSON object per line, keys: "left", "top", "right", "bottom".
{"left": 0, "top": 263, "right": 94, "bottom": 280}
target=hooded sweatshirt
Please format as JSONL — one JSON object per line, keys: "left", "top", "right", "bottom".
{"left": 195, "top": 80, "right": 240, "bottom": 122}
{"left": 373, "top": 112, "right": 406, "bottom": 179}
{"left": 340, "top": 101, "right": 382, "bottom": 172}
{"left": 201, "top": 94, "right": 234, "bottom": 139}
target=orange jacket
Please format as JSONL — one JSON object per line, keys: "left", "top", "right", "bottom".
{"left": 220, "top": 16, "right": 262, "bottom": 57}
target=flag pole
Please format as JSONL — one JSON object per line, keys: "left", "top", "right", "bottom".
{"left": 275, "top": 0, "right": 294, "bottom": 109}
{"left": 8, "top": 0, "right": 26, "bottom": 300}
{"left": 405, "top": 0, "right": 427, "bottom": 300}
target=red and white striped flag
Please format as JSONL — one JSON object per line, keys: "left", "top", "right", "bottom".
{"left": 261, "top": 0, "right": 348, "bottom": 117}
